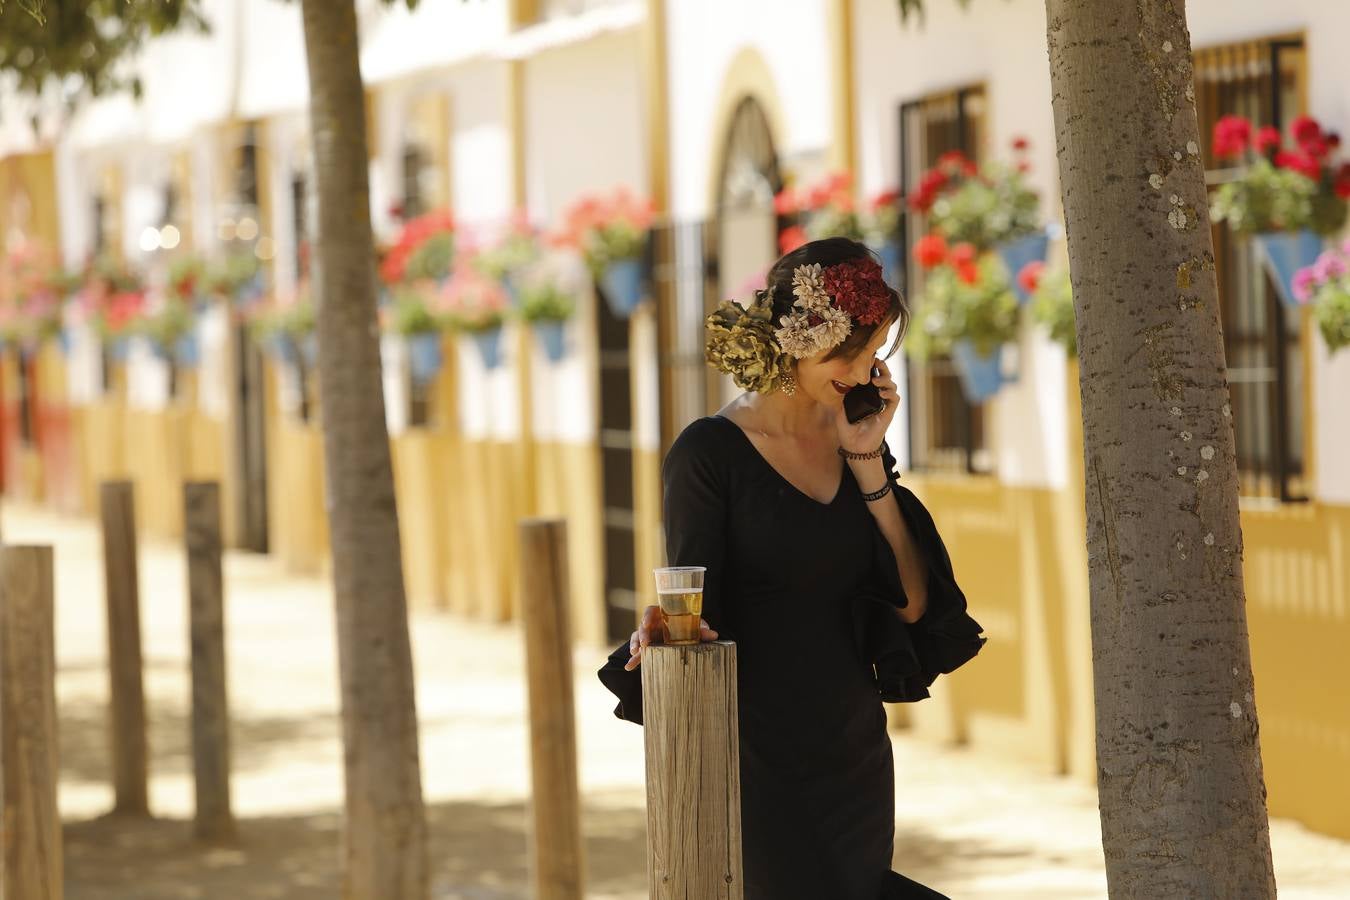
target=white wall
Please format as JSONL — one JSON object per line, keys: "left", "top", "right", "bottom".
{"left": 851, "top": 0, "right": 1350, "bottom": 499}
{"left": 665, "top": 0, "right": 834, "bottom": 221}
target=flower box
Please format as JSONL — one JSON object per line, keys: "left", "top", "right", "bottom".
{"left": 407, "top": 332, "right": 443, "bottom": 384}
{"left": 951, "top": 339, "right": 1005, "bottom": 404}
{"left": 1255, "top": 230, "right": 1323, "bottom": 309}
{"left": 599, "top": 257, "right": 645, "bottom": 318}
{"left": 533, "top": 320, "right": 568, "bottom": 362}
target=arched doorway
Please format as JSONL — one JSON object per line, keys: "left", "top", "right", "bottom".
{"left": 708, "top": 95, "right": 783, "bottom": 409}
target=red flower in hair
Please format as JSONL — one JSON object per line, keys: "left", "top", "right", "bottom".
{"left": 822, "top": 257, "right": 891, "bottom": 326}
{"left": 1254, "top": 126, "right": 1282, "bottom": 155}
{"left": 778, "top": 226, "right": 808, "bottom": 255}
{"left": 914, "top": 233, "right": 948, "bottom": 269}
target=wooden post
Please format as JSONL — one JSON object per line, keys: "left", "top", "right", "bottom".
{"left": 642, "top": 641, "right": 743, "bottom": 899}
{"left": 1, "top": 545, "right": 63, "bottom": 900}
{"left": 184, "top": 481, "right": 236, "bottom": 843}
{"left": 518, "top": 518, "right": 585, "bottom": 900}
{"left": 99, "top": 479, "right": 150, "bottom": 816}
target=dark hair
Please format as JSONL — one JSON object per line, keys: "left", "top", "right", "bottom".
{"left": 762, "top": 237, "right": 908, "bottom": 362}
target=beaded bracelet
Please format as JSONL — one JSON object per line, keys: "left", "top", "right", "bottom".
{"left": 837, "top": 441, "right": 887, "bottom": 461}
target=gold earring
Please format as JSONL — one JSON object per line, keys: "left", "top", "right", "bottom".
{"left": 781, "top": 371, "right": 797, "bottom": 396}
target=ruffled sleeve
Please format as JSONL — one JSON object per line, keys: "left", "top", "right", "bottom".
{"left": 596, "top": 418, "right": 733, "bottom": 725}
{"left": 852, "top": 443, "right": 987, "bottom": 703}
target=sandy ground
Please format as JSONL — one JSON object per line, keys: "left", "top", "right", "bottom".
{"left": 3, "top": 499, "right": 1347, "bottom": 899}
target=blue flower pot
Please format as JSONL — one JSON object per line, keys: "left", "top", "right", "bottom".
{"left": 407, "top": 332, "right": 443, "bottom": 384}
{"left": 471, "top": 327, "right": 504, "bottom": 369}
{"left": 997, "top": 230, "right": 1051, "bottom": 305}
{"left": 176, "top": 333, "right": 200, "bottom": 367}
{"left": 107, "top": 336, "right": 130, "bottom": 362}
{"left": 534, "top": 319, "right": 568, "bottom": 362}
{"left": 599, "top": 258, "right": 645, "bottom": 318}
{"left": 300, "top": 333, "right": 319, "bottom": 367}
{"left": 874, "top": 240, "right": 904, "bottom": 290}
{"left": 1255, "top": 230, "right": 1323, "bottom": 309}
{"left": 56, "top": 329, "right": 72, "bottom": 355}
{"left": 951, "top": 340, "right": 1005, "bottom": 404}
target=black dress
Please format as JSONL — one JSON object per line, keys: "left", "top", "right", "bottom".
{"left": 597, "top": 415, "right": 986, "bottom": 900}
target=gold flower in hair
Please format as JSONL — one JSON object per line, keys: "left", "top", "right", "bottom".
{"left": 705, "top": 294, "right": 791, "bottom": 394}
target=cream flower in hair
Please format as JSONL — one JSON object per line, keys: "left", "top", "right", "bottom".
{"left": 775, "top": 303, "right": 852, "bottom": 359}
{"left": 790, "top": 263, "right": 832, "bottom": 313}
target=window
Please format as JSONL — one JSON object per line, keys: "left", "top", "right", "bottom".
{"left": 1194, "top": 37, "right": 1308, "bottom": 501}
{"left": 898, "top": 85, "right": 991, "bottom": 474}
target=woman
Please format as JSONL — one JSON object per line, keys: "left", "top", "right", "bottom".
{"left": 597, "top": 237, "right": 985, "bottom": 899}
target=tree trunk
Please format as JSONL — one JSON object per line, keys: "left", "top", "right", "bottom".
{"left": 297, "top": 3, "right": 428, "bottom": 898}
{"left": 1044, "top": 2, "right": 1275, "bottom": 896}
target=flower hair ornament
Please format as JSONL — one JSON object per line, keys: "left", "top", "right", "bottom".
{"left": 705, "top": 256, "right": 891, "bottom": 394}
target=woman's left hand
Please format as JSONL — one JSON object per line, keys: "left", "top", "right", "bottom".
{"left": 835, "top": 358, "right": 901, "bottom": 454}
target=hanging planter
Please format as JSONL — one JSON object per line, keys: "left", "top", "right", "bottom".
{"left": 106, "top": 335, "right": 131, "bottom": 362}
{"left": 599, "top": 257, "right": 645, "bottom": 319}
{"left": 1255, "top": 230, "right": 1323, "bottom": 309}
{"left": 951, "top": 340, "right": 1006, "bottom": 404}
{"left": 471, "top": 327, "right": 505, "bottom": 370}
{"left": 533, "top": 319, "right": 568, "bottom": 362}
{"left": 873, "top": 239, "right": 904, "bottom": 291}
{"left": 997, "top": 230, "right": 1050, "bottom": 305}
{"left": 407, "top": 331, "right": 443, "bottom": 384}
{"left": 300, "top": 332, "right": 319, "bottom": 367}
{"left": 175, "top": 333, "right": 199, "bottom": 367}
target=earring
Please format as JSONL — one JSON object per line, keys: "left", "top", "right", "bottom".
{"left": 780, "top": 371, "right": 797, "bottom": 396}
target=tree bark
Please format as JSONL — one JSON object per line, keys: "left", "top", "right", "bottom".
{"left": 296, "top": 3, "right": 428, "bottom": 898}
{"left": 1044, "top": 2, "right": 1275, "bottom": 896}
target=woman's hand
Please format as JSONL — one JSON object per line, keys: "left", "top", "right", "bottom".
{"left": 835, "top": 358, "right": 901, "bottom": 454}
{"left": 623, "top": 604, "right": 719, "bottom": 671}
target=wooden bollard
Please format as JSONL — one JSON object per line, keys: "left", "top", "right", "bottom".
{"left": 184, "top": 482, "right": 236, "bottom": 842}
{"left": 642, "top": 641, "right": 743, "bottom": 899}
{"left": 518, "top": 519, "right": 585, "bottom": 900}
{"left": 1, "top": 545, "right": 63, "bottom": 900}
{"left": 99, "top": 479, "right": 150, "bottom": 816}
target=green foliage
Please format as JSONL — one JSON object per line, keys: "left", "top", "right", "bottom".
{"left": 930, "top": 161, "right": 1040, "bottom": 249}
{"left": 0, "top": 0, "right": 207, "bottom": 101}
{"left": 402, "top": 232, "right": 455, "bottom": 283}
{"left": 474, "top": 229, "right": 539, "bottom": 282}
{"left": 385, "top": 287, "right": 440, "bottom": 336}
{"left": 1209, "top": 160, "right": 1339, "bottom": 235}
{"left": 907, "top": 255, "right": 1018, "bottom": 358}
{"left": 1314, "top": 284, "right": 1350, "bottom": 353}
{"left": 204, "top": 252, "right": 261, "bottom": 298}
{"left": 895, "top": 0, "right": 979, "bottom": 24}
{"left": 517, "top": 282, "right": 575, "bottom": 324}
{"left": 137, "top": 296, "right": 194, "bottom": 351}
{"left": 252, "top": 297, "right": 315, "bottom": 343}
{"left": 1030, "top": 267, "right": 1076, "bottom": 357}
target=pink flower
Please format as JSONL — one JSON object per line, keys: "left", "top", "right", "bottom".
{"left": 1291, "top": 267, "right": 1317, "bottom": 304}
{"left": 1311, "top": 251, "right": 1347, "bottom": 284}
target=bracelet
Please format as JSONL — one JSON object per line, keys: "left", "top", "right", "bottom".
{"left": 861, "top": 480, "right": 893, "bottom": 503}
{"left": 838, "top": 441, "right": 886, "bottom": 461}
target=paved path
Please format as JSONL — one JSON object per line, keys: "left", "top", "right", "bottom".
{"left": 4, "top": 500, "right": 1346, "bottom": 898}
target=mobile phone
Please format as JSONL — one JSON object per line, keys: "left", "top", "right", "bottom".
{"left": 844, "top": 382, "right": 885, "bottom": 424}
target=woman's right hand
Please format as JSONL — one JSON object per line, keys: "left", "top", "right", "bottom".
{"left": 623, "top": 604, "right": 718, "bottom": 671}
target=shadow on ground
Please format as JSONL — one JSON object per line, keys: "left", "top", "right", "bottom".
{"left": 57, "top": 695, "right": 341, "bottom": 786}
{"left": 64, "top": 797, "right": 650, "bottom": 899}
{"left": 64, "top": 798, "right": 1018, "bottom": 899}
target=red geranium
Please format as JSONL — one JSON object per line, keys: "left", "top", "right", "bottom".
{"left": 1213, "top": 115, "right": 1252, "bottom": 159}
{"left": 914, "top": 233, "right": 948, "bottom": 269}
{"left": 1292, "top": 115, "right": 1322, "bottom": 149}
{"left": 1011, "top": 135, "right": 1030, "bottom": 152}
{"left": 1017, "top": 260, "right": 1046, "bottom": 296}
{"left": 948, "top": 242, "right": 977, "bottom": 267}
{"left": 1275, "top": 150, "right": 1322, "bottom": 181}
{"left": 778, "top": 225, "right": 808, "bottom": 255}
{"left": 1254, "top": 126, "right": 1282, "bottom": 155}
{"left": 955, "top": 261, "right": 980, "bottom": 285}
